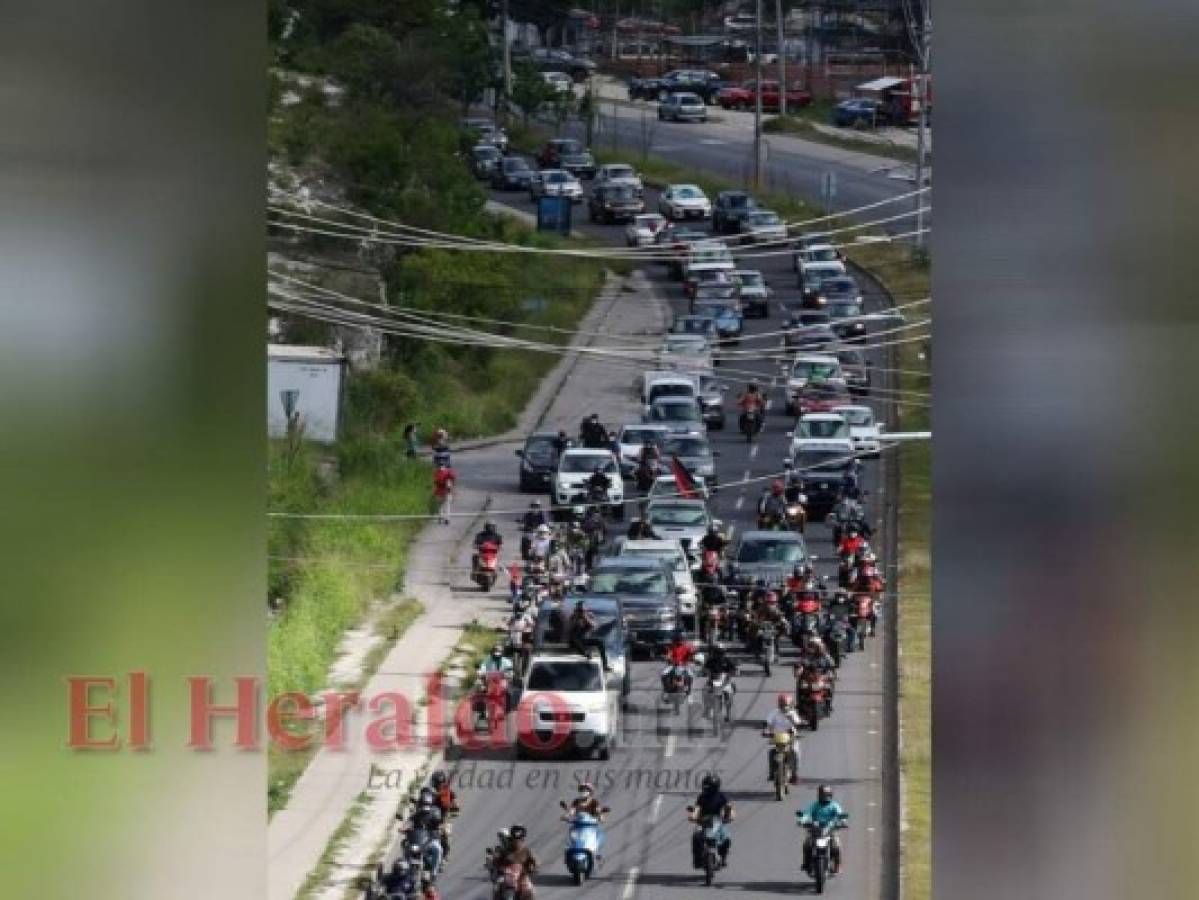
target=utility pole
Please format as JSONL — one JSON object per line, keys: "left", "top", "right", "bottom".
{"left": 913, "top": 0, "right": 931, "bottom": 255}
{"left": 753, "top": 0, "right": 763, "bottom": 189}
{"left": 776, "top": 0, "right": 786, "bottom": 117}
{"left": 501, "top": 0, "right": 512, "bottom": 123}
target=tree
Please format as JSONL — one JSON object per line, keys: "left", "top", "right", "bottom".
{"left": 442, "top": 9, "right": 499, "bottom": 114}
{"left": 511, "top": 62, "right": 552, "bottom": 125}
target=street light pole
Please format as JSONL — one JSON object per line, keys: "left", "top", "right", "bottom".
{"left": 914, "top": 0, "right": 931, "bottom": 255}
{"left": 501, "top": 0, "right": 512, "bottom": 123}
{"left": 776, "top": 0, "right": 786, "bottom": 118}
{"left": 753, "top": 0, "right": 763, "bottom": 189}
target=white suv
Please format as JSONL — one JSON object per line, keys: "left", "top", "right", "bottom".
{"left": 553, "top": 448, "right": 623, "bottom": 518}
{"left": 517, "top": 655, "right": 618, "bottom": 759}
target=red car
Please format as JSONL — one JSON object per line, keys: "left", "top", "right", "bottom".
{"left": 716, "top": 80, "right": 813, "bottom": 112}
{"left": 798, "top": 380, "right": 852, "bottom": 415}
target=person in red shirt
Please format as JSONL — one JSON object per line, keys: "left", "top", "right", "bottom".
{"left": 433, "top": 462, "right": 456, "bottom": 524}
{"left": 735, "top": 381, "right": 766, "bottom": 413}
{"left": 837, "top": 527, "right": 866, "bottom": 559}
{"left": 662, "top": 630, "right": 697, "bottom": 695}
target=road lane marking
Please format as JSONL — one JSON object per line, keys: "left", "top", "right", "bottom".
{"left": 868, "top": 729, "right": 879, "bottom": 735}
{"left": 743, "top": 469, "right": 751, "bottom": 482}
{"left": 699, "top": 138, "right": 727, "bottom": 145}
{"left": 734, "top": 496, "right": 744, "bottom": 510}
{"left": 664, "top": 734, "right": 677, "bottom": 758}
{"left": 649, "top": 793, "right": 664, "bottom": 825}
{"left": 623, "top": 867, "right": 641, "bottom": 900}
{"left": 749, "top": 444, "right": 759, "bottom": 460}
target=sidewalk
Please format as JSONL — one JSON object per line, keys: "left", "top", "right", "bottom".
{"left": 268, "top": 268, "right": 667, "bottom": 899}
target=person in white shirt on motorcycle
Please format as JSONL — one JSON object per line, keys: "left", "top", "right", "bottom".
{"left": 546, "top": 543, "right": 574, "bottom": 597}
{"left": 527, "top": 523, "right": 554, "bottom": 562}
{"left": 762, "top": 693, "right": 803, "bottom": 784}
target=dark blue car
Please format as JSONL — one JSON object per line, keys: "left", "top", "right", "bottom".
{"left": 831, "top": 99, "right": 882, "bottom": 128}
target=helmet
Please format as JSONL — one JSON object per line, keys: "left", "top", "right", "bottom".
{"left": 536, "top": 523, "right": 551, "bottom": 536}
{"left": 771, "top": 479, "right": 784, "bottom": 494}
{"left": 509, "top": 824, "right": 527, "bottom": 841}
{"left": 484, "top": 520, "right": 497, "bottom": 531}
{"left": 777, "top": 693, "right": 792, "bottom": 709}
{"left": 792, "top": 565, "right": 804, "bottom": 577}
{"left": 490, "top": 644, "right": 503, "bottom": 658}
{"left": 847, "top": 526, "right": 860, "bottom": 536}
{"left": 418, "top": 787, "right": 434, "bottom": 806}
{"left": 818, "top": 784, "right": 834, "bottom": 803}
{"left": 430, "top": 771, "right": 448, "bottom": 789}
{"left": 701, "top": 774, "right": 721, "bottom": 792}
{"left": 672, "top": 628, "right": 686, "bottom": 643}
{"left": 589, "top": 413, "right": 599, "bottom": 421}
{"left": 577, "top": 782, "right": 594, "bottom": 797}
{"left": 754, "top": 577, "right": 767, "bottom": 589}
{"left": 746, "top": 381, "right": 759, "bottom": 392}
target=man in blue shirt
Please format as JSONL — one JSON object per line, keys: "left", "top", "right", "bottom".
{"left": 796, "top": 784, "right": 848, "bottom": 876}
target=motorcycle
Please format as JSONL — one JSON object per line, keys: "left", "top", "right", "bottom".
{"left": 757, "top": 510, "right": 786, "bottom": 531}
{"left": 472, "top": 671, "right": 511, "bottom": 733}
{"left": 506, "top": 563, "right": 523, "bottom": 604}
{"left": 400, "top": 825, "right": 438, "bottom": 886}
{"left": 700, "top": 602, "right": 729, "bottom": 644}
{"left": 825, "top": 617, "right": 850, "bottom": 665}
{"left": 559, "top": 803, "right": 608, "bottom": 885}
{"left": 473, "top": 540, "right": 501, "bottom": 591}
{"left": 798, "top": 672, "right": 830, "bottom": 732}
{"left": 837, "top": 552, "right": 858, "bottom": 589}
{"left": 785, "top": 502, "right": 807, "bottom": 534}
{"left": 371, "top": 858, "right": 424, "bottom": 899}
{"left": 756, "top": 621, "right": 778, "bottom": 676}
{"left": 792, "top": 610, "right": 823, "bottom": 652}
{"left": 702, "top": 670, "right": 735, "bottom": 734}
{"left": 484, "top": 854, "right": 526, "bottom": 900}
{"left": 739, "top": 408, "right": 764, "bottom": 443}
{"left": 803, "top": 819, "right": 848, "bottom": 894}
{"left": 849, "top": 595, "right": 873, "bottom": 650}
{"left": 767, "top": 732, "right": 796, "bottom": 801}
{"left": 660, "top": 663, "right": 691, "bottom": 714}
{"left": 686, "top": 807, "right": 725, "bottom": 886}
{"left": 506, "top": 618, "right": 533, "bottom": 681}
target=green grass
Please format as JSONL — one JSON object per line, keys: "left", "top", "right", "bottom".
{"left": 296, "top": 792, "right": 371, "bottom": 900}
{"left": 269, "top": 739, "right": 321, "bottom": 818}
{"left": 763, "top": 109, "right": 918, "bottom": 165}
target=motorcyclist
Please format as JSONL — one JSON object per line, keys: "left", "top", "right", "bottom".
{"left": 703, "top": 641, "right": 738, "bottom": 679}
{"left": 837, "top": 527, "right": 867, "bottom": 560}
{"left": 567, "top": 601, "right": 609, "bottom": 671}
{"left": 831, "top": 495, "right": 871, "bottom": 539}
{"left": 403, "top": 788, "right": 445, "bottom": 877}
{"left": 428, "top": 770, "right": 459, "bottom": 859}
{"left": 472, "top": 520, "right": 503, "bottom": 573}
{"left": 587, "top": 463, "right": 613, "bottom": 503}
{"left": 580, "top": 505, "right": 606, "bottom": 568}
{"left": 797, "top": 785, "right": 849, "bottom": 877}
{"left": 634, "top": 453, "right": 658, "bottom": 494}
{"left": 519, "top": 502, "right": 549, "bottom": 560}
{"left": 579, "top": 413, "right": 609, "bottom": 449}
{"left": 552, "top": 429, "right": 571, "bottom": 459}
{"left": 489, "top": 823, "right": 537, "bottom": 900}
{"left": 762, "top": 693, "right": 803, "bottom": 784}
{"left": 662, "top": 630, "right": 697, "bottom": 695}
{"left": 565, "top": 781, "right": 607, "bottom": 820}
{"left": 527, "top": 523, "right": 554, "bottom": 562}
{"left": 699, "top": 523, "right": 727, "bottom": 556}
{"left": 736, "top": 382, "right": 766, "bottom": 429}
{"left": 546, "top": 542, "right": 574, "bottom": 595}
{"left": 757, "top": 479, "right": 789, "bottom": 527}
{"left": 689, "top": 774, "right": 735, "bottom": 869}
{"left": 796, "top": 639, "right": 837, "bottom": 713}
{"left": 626, "top": 517, "right": 660, "bottom": 540}
{"left": 478, "top": 644, "right": 514, "bottom": 677}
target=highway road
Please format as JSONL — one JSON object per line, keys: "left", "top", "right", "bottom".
{"left": 375, "top": 170, "right": 899, "bottom": 899}
{"left": 554, "top": 98, "right": 922, "bottom": 232}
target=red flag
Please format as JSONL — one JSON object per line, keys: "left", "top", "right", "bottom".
{"left": 670, "top": 454, "right": 699, "bottom": 500}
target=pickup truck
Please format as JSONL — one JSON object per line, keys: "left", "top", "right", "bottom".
{"left": 716, "top": 80, "right": 813, "bottom": 112}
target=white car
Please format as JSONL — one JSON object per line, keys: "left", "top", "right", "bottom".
{"left": 658, "top": 92, "right": 707, "bottom": 122}
{"left": 553, "top": 448, "right": 623, "bottom": 515}
{"left": 596, "top": 163, "right": 644, "bottom": 194}
{"left": 833, "top": 404, "right": 882, "bottom": 457}
{"left": 784, "top": 353, "right": 843, "bottom": 395}
{"left": 792, "top": 241, "right": 842, "bottom": 270}
{"left": 530, "top": 169, "right": 583, "bottom": 203}
{"left": 740, "top": 209, "right": 788, "bottom": 243}
{"left": 616, "top": 539, "right": 699, "bottom": 619}
{"left": 658, "top": 334, "right": 713, "bottom": 370}
{"left": 543, "top": 71, "right": 573, "bottom": 94}
{"left": 659, "top": 184, "right": 712, "bottom": 221}
{"left": 794, "top": 412, "right": 850, "bottom": 441}
{"left": 518, "top": 654, "right": 618, "bottom": 759}
{"left": 625, "top": 212, "right": 666, "bottom": 247}
{"left": 616, "top": 424, "right": 670, "bottom": 475}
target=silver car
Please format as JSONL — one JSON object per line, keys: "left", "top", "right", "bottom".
{"left": 644, "top": 396, "right": 706, "bottom": 434}
{"left": 530, "top": 169, "right": 583, "bottom": 203}
{"left": 644, "top": 499, "right": 721, "bottom": 559}
{"left": 662, "top": 431, "right": 718, "bottom": 488}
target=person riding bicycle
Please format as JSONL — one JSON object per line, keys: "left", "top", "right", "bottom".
{"left": 762, "top": 694, "right": 803, "bottom": 784}
{"left": 797, "top": 785, "right": 849, "bottom": 876}
{"left": 689, "top": 774, "right": 735, "bottom": 869}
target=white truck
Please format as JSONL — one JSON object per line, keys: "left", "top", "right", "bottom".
{"left": 516, "top": 654, "right": 619, "bottom": 760}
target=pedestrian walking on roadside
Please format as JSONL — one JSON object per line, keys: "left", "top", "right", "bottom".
{"left": 403, "top": 422, "right": 419, "bottom": 459}
{"left": 432, "top": 427, "right": 452, "bottom": 468}
{"left": 433, "top": 461, "right": 457, "bottom": 524}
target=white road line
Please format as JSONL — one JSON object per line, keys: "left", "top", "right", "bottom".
{"left": 699, "top": 138, "right": 727, "bottom": 145}
{"left": 749, "top": 444, "right": 759, "bottom": 460}
{"left": 664, "top": 734, "right": 677, "bottom": 758}
{"left": 622, "top": 867, "right": 641, "bottom": 900}
{"left": 868, "top": 729, "right": 879, "bottom": 735}
{"left": 649, "top": 793, "right": 664, "bottom": 825}
{"left": 743, "top": 469, "right": 752, "bottom": 482}
{"left": 734, "top": 496, "right": 744, "bottom": 510}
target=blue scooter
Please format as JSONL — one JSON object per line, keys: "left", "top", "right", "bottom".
{"left": 559, "top": 801, "right": 608, "bottom": 886}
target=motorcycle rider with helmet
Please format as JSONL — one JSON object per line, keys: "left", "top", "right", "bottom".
{"left": 699, "top": 523, "right": 727, "bottom": 556}
{"left": 797, "top": 784, "right": 849, "bottom": 876}
{"left": 736, "top": 382, "right": 766, "bottom": 436}
{"left": 757, "top": 480, "right": 789, "bottom": 528}
{"left": 762, "top": 694, "right": 803, "bottom": 784}
{"left": 472, "top": 520, "right": 503, "bottom": 574}
{"left": 689, "top": 774, "right": 735, "bottom": 869}
{"left": 401, "top": 788, "right": 445, "bottom": 878}
{"left": 662, "top": 629, "right": 697, "bottom": 696}
{"left": 488, "top": 823, "right": 537, "bottom": 900}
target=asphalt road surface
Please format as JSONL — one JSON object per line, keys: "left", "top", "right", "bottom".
{"left": 555, "top": 101, "right": 920, "bottom": 232}
{"left": 378, "top": 170, "right": 898, "bottom": 899}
